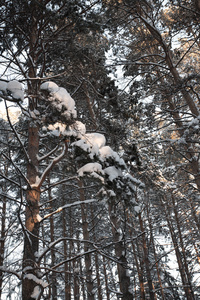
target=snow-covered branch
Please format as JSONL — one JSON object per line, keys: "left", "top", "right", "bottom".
{"left": 37, "top": 141, "right": 68, "bottom": 189}
{"left": 0, "top": 267, "right": 21, "bottom": 280}
{"left": 4, "top": 101, "right": 30, "bottom": 162}
{"left": 37, "top": 145, "right": 59, "bottom": 162}
{"left": 42, "top": 198, "right": 97, "bottom": 220}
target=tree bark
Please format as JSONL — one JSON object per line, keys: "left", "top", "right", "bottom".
{"left": 62, "top": 201, "right": 71, "bottom": 300}
{"left": 22, "top": 125, "right": 41, "bottom": 300}
{"left": 78, "top": 179, "right": 95, "bottom": 300}
{"left": 138, "top": 213, "right": 156, "bottom": 300}
{"left": 49, "top": 184, "right": 57, "bottom": 300}
{"left": 0, "top": 194, "right": 6, "bottom": 299}
{"left": 161, "top": 197, "right": 194, "bottom": 300}
{"left": 171, "top": 195, "right": 195, "bottom": 299}
{"left": 109, "top": 200, "right": 133, "bottom": 300}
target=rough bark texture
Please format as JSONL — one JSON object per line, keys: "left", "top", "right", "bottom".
{"left": 22, "top": 126, "right": 41, "bottom": 300}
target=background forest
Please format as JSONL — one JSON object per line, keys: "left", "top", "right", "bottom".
{"left": 0, "top": 0, "right": 200, "bottom": 299}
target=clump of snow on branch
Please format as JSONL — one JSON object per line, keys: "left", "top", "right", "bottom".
{"left": 78, "top": 163, "right": 103, "bottom": 177}
{"left": 74, "top": 132, "right": 126, "bottom": 183}
{"left": 40, "top": 81, "right": 77, "bottom": 119}
{"left": 0, "top": 80, "right": 24, "bottom": 101}
{"left": 72, "top": 133, "right": 106, "bottom": 159}
{"left": 24, "top": 274, "right": 48, "bottom": 288}
{"left": 40, "top": 81, "right": 58, "bottom": 93}
{"left": 46, "top": 121, "right": 86, "bottom": 138}
{"left": 104, "top": 166, "right": 122, "bottom": 181}
{"left": 31, "top": 286, "right": 41, "bottom": 300}
{"left": 100, "top": 146, "right": 126, "bottom": 166}
{"left": 0, "top": 81, "right": 7, "bottom": 92}
{"left": 48, "top": 122, "right": 67, "bottom": 137}
{"left": 66, "top": 121, "right": 86, "bottom": 138}
{"left": 73, "top": 125, "right": 144, "bottom": 208}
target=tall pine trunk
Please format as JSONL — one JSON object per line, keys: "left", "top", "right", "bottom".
{"left": 22, "top": 3, "right": 42, "bottom": 297}
{"left": 138, "top": 213, "right": 156, "bottom": 300}
{"left": 22, "top": 125, "right": 41, "bottom": 299}
{"left": 78, "top": 179, "right": 95, "bottom": 300}
{"left": 108, "top": 200, "right": 133, "bottom": 300}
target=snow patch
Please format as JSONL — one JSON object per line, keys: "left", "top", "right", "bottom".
{"left": 31, "top": 176, "right": 41, "bottom": 188}
{"left": 100, "top": 146, "right": 125, "bottom": 166}
{"left": 24, "top": 274, "right": 48, "bottom": 288}
{"left": 66, "top": 121, "right": 86, "bottom": 138}
{"left": 6, "top": 80, "right": 24, "bottom": 100}
{"left": 48, "top": 122, "right": 66, "bottom": 136}
{"left": 36, "top": 214, "right": 43, "bottom": 222}
{"left": 84, "top": 133, "right": 106, "bottom": 149}
{"left": 104, "top": 166, "right": 122, "bottom": 181}
{"left": 78, "top": 162, "right": 103, "bottom": 177}
{"left": 40, "top": 81, "right": 59, "bottom": 92}
{"left": 0, "top": 81, "right": 7, "bottom": 92}
{"left": 72, "top": 133, "right": 106, "bottom": 159}
{"left": 134, "top": 206, "right": 141, "bottom": 213}
{"left": 31, "top": 285, "right": 41, "bottom": 300}
{"left": 40, "top": 81, "right": 76, "bottom": 118}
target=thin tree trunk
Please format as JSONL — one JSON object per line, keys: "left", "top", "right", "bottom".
{"left": 78, "top": 179, "right": 95, "bottom": 300}
{"left": 73, "top": 231, "right": 80, "bottom": 300}
{"left": 171, "top": 195, "right": 195, "bottom": 299}
{"left": 138, "top": 213, "right": 156, "bottom": 300}
{"left": 62, "top": 201, "right": 71, "bottom": 300}
{"left": 108, "top": 200, "right": 133, "bottom": 300}
{"left": 103, "top": 257, "right": 110, "bottom": 300}
{"left": 49, "top": 184, "right": 57, "bottom": 299}
{"left": 90, "top": 205, "right": 103, "bottom": 300}
{"left": 0, "top": 195, "right": 6, "bottom": 299}
{"left": 127, "top": 213, "right": 146, "bottom": 300}
{"left": 146, "top": 207, "right": 165, "bottom": 300}
{"left": 161, "top": 197, "right": 193, "bottom": 300}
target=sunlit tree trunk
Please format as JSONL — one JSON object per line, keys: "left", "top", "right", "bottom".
{"left": 21, "top": 2, "right": 42, "bottom": 297}
{"left": 22, "top": 124, "right": 41, "bottom": 299}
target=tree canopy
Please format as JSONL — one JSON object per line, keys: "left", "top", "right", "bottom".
{"left": 0, "top": 1, "right": 200, "bottom": 299}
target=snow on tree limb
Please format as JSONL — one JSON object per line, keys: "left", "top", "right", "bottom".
{"left": 35, "top": 141, "right": 68, "bottom": 189}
